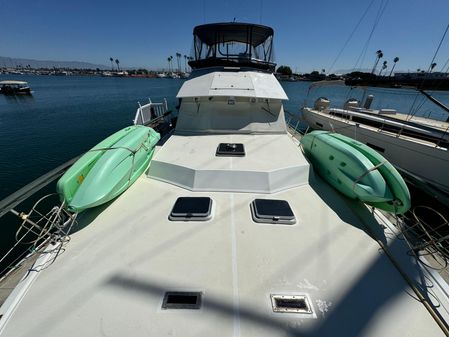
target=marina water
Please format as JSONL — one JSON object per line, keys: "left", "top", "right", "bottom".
{"left": 1, "top": 74, "right": 448, "bottom": 270}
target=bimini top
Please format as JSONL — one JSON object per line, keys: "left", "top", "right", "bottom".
{"left": 193, "top": 22, "right": 273, "bottom": 46}
{"left": 189, "top": 22, "right": 276, "bottom": 72}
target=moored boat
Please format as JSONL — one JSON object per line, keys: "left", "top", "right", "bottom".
{"left": 0, "top": 81, "right": 32, "bottom": 95}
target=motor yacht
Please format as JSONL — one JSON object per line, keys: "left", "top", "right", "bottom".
{"left": 1, "top": 23, "right": 449, "bottom": 337}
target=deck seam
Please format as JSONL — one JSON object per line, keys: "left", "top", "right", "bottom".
{"left": 230, "top": 193, "right": 241, "bottom": 337}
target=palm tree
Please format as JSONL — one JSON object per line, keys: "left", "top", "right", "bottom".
{"left": 379, "top": 60, "right": 387, "bottom": 76}
{"left": 176, "top": 53, "right": 181, "bottom": 73}
{"left": 371, "top": 50, "right": 383, "bottom": 74}
{"left": 109, "top": 57, "right": 114, "bottom": 71}
{"left": 167, "top": 56, "right": 174, "bottom": 72}
{"left": 115, "top": 59, "right": 120, "bottom": 71}
{"left": 389, "top": 57, "right": 399, "bottom": 76}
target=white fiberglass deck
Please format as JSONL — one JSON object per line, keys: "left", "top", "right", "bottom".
{"left": 149, "top": 134, "right": 310, "bottom": 193}
{"left": 1, "top": 135, "right": 448, "bottom": 337}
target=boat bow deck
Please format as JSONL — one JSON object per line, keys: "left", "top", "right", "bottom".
{"left": 1, "top": 144, "right": 448, "bottom": 336}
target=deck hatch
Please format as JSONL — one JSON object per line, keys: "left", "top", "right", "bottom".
{"left": 169, "top": 197, "right": 212, "bottom": 221}
{"left": 251, "top": 199, "right": 296, "bottom": 225}
{"left": 216, "top": 143, "right": 245, "bottom": 156}
{"left": 270, "top": 295, "right": 312, "bottom": 314}
{"left": 162, "top": 291, "right": 202, "bottom": 309}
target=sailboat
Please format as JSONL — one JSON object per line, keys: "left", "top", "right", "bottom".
{"left": 1, "top": 22, "right": 449, "bottom": 337}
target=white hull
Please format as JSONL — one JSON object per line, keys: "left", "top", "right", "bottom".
{"left": 302, "top": 107, "right": 449, "bottom": 195}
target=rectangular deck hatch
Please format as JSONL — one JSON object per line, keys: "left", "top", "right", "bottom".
{"left": 271, "top": 295, "right": 313, "bottom": 314}
{"left": 162, "top": 291, "right": 202, "bottom": 309}
{"left": 216, "top": 143, "right": 245, "bottom": 157}
{"left": 169, "top": 197, "right": 212, "bottom": 221}
{"left": 251, "top": 199, "right": 296, "bottom": 225}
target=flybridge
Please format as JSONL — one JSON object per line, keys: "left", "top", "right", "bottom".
{"left": 188, "top": 22, "right": 276, "bottom": 72}
{"left": 176, "top": 71, "right": 288, "bottom": 100}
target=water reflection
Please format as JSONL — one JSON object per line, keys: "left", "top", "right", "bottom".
{"left": 2, "top": 93, "right": 35, "bottom": 104}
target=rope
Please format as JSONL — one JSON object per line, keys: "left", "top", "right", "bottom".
{"left": 352, "top": 0, "right": 389, "bottom": 72}
{"left": 352, "top": 160, "right": 387, "bottom": 192}
{"left": 0, "top": 195, "right": 77, "bottom": 276}
{"left": 327, "top": 0, "right": 377, "bottom": 73}
{"left": 86, "top": 138, "right": 150, "bottom": 189}
{"left": 350, "top": 203, "right": 449, "bottom": 336}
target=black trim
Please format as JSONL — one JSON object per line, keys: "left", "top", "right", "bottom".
{"left": 366, "top": 142, "right": 385, "bottom": 153}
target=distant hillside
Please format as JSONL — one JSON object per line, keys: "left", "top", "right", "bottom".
{"left": 0, "top": 56, "right": 108, "bottom": 69}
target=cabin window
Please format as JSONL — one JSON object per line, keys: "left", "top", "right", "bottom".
{"left": 169, "top": 197, "right": 212, "bottom": 221}
{"left": 250, "top": 199, "right": 296, "bottom": 225}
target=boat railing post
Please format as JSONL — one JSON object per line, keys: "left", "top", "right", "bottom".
{"left": 294, "top": 119, "right": 300, "bottom": 135}
{"left": 397, "top": 125, "right": 405, "bottom": 138}
{"left": 436, "top": 125, "right": 449, "bottom": 147}
{"left": 138, "top": 102, "right": 145, "bottom": 125}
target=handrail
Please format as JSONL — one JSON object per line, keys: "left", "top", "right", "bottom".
{"left": 284, "top": 110, "right": 304, "bottom": 136}
{"left": 0, "top": 156, "right": 79, "bottom": 218}
{"left": 133, "top": 98, "right": 169, "bottom": 126}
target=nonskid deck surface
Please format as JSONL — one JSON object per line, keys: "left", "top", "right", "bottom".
{"left": 1, "top": 137, "right": 448, "bottom": 336}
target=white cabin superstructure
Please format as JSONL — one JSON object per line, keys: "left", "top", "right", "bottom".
{"left": 1, "top": 22, "right": 449, "bottom": 337}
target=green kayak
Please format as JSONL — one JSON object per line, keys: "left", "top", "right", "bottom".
{"left": 57, "top": 125, "right": 160, "bottom": 212}
{"left": 328, "top": 132, "right": 410, "bottom": 214}
{"left": 301, "top": 131, "right": 410, "bottom": 214}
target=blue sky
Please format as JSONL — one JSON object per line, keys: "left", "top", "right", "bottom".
{"left": 1, "top": 0, "right": 448, "bottom": 73}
